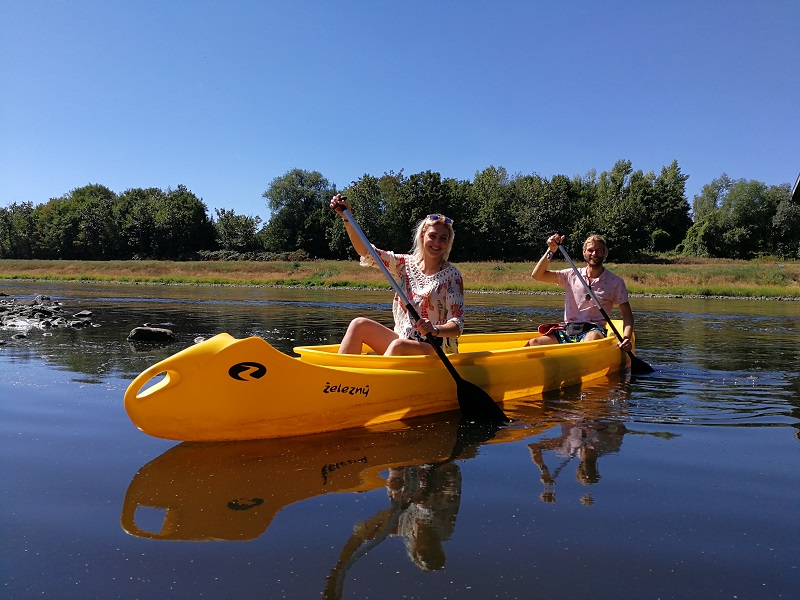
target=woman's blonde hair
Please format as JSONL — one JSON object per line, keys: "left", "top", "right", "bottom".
{"left": 410, "top": 214, "right": 455, "bottom": 261}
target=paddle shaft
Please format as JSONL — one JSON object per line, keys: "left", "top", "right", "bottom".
{"left": 557, "top": 244, "right": 652, "bottom": 372}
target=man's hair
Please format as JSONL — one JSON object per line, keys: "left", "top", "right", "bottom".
{"left": 583, "top": 234, "right": 607, "bottom": 252}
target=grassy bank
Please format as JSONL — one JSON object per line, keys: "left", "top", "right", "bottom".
{"left": 1, "top": 257, "right": 798, "bottom": 299}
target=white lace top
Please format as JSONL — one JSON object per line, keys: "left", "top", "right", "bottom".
{"left": 360, "top": 246, "right": 465, "bottom": 353}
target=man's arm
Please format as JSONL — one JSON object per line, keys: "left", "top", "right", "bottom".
{"left": 531, "top": 234, "right": 563, "bottom": 284}
{"left": 617, "top": 301, "right": 634, "bottom": 351}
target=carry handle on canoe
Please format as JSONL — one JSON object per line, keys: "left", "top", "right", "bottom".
{"left": 341, "top": 207, "right": 507, "bottom": 422}
{"left": 557, "top": 243, "right": 654, "bottom": 375}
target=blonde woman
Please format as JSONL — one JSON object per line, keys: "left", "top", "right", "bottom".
{"left": 330, "top": 194, "right": 464, "bottom": 356}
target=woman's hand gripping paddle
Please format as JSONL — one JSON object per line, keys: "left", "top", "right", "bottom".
{"left": 557, "top": 244, "right": 655, "bottom": 375}
{"left": 341, "top": 208, "right": 508, "bottom": 422}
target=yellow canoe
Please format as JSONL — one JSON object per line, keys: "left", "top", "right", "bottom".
{"left": 123, "top": 322, "right": 630, "bottom": 442}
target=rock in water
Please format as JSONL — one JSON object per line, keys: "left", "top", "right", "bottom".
{"left": 127, "top": 326, "right": 176, "bottom": 343}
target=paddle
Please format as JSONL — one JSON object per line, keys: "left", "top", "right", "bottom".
{"left": 557, "top": 244, "right": 655, "bottom": 375}
{"left": 340, "top": 207, "right": 507, "bottom": 422}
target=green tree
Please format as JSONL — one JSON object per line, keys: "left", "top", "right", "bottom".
{"left": 30, "top": 200, "right": 67, "bottom": 258}
{"left": 151, "top": 185, "right": 214, "bottom": 258}
{"left": 684, "top": 176, "right": 786, "bottom": 259}
{"left": 262, "top": 169, "right": 333, "bottom": 254}
{"left": 214, "top": 208, "right": 262, "bottom": 252}
{"left": 649, "top": 160, "right": 692, "bottom": 252}
{"left": 379, "top": 170, "right": 417, "bottom": 252}
{"left": 507, "top": 173, "right": 589, "bottom": 261}
{"left": 393, "top": 170, "right": 455, "bottom": 253}
{"left": 465, "top": 166, "right": 512, "bottom": 260}
{"left": 772, "top": 192, "right": 800, "bottom": 258}
{"left": 0, "top": 201, "right": 37, "bottom": 258}
{"left": 401, "top": 170, "right": 453, "bottom": 218}
{"left": 720, "top": 179, "right": 780, "bottom": 258}
{"left": 0, "top": 206, "right": 11, "bottom": 257}
{"left": 566, "top": 170, "right": 599, "bottom": 257}
{"left": 331, "top": 174, "right": 384, "bottom": 258}
{"left": 440, "top": 176, "right": 472, "bottom": 261}
{"left": 507, "top": 173, "right": 549, "bottom": 260}
{"left": 71, "top": 184, "right": 117, "bottom": 258}
{"left": 31, "top": 184, "right": 117, "bottom": 259}
{"left": 591, "top": 160, "right": 649, "bottom": 261}
{"left": 691, "top": 174, "right": 731, "bottom": 221}
{"left": 115, "top": 187, "right": 164, "bottom": 258}
{"left": 683, "top": 176, "right": 730, "bottom": 257}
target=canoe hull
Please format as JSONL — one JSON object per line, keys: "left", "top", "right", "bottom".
{"left": 124, "top": 326, "right": 629, "bottom": 442}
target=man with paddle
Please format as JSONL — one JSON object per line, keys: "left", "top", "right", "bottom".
{"left": 329, "top": 194, "right": 465, "bottom": 357}
{"left": 527, "top": 233, "right": 635, "bottom": 352}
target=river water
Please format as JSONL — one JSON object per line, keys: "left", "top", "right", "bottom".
{"left": 1, "top": 281, "right": 798, "bottom": 599}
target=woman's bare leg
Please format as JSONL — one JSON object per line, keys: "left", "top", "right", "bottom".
{"left": 338, "top": 317, "right": 398, "bottom": 355}
{"left": 384, "top": 338, "right": 436, "bottom": 356}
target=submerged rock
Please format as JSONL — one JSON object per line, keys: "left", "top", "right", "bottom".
{"left": 1, "top": 294, "right": 94, "bottom": 338}
{"left": 127, "top": 326, "right": 176, "bottom": 343}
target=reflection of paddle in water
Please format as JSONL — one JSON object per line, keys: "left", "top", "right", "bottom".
{"left": 528, "top": 419, "right": 628, "bottom": 505}
{"left": 323, "top": 420, "right": 501, "bottom": 600}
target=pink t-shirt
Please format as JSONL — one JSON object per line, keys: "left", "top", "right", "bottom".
{"left": 555, "top": 267, "right": 629, "bottom": 325}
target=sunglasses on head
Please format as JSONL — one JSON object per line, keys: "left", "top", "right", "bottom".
{"left": 427, "top": 214, "right": 454, "bottom": 225}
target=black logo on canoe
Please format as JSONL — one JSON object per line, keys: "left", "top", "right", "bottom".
{"left": 228, "top": 362, "right": 267, "bottom": 381}
{"left": 227, "top": 497, "right": 264, "bottom": 511}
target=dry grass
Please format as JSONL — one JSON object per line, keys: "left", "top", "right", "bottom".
{"left": 1, "top": 257, "right": 798, "bottom": 298}
{"left": 457, "top": 258, "right": 800, "bottom": 298}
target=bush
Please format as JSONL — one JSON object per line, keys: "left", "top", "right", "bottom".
{"left": 191, "top": 249, "right": 312, "bottom": 262}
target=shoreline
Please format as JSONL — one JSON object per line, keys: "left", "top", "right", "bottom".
{"left": 1, "top": 275, "right": 797, "bottom": 302}
{"left": 1, "top": 256, "right": 798, "bottom": 300}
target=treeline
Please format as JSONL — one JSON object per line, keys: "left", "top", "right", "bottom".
{"left": 1, "top": 161, "right": 797, "bottom": 262}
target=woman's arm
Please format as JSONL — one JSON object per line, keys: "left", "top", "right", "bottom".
{"left": 438, "top": 273, "right": 465, "bottom": 338}
{"left": 330, "top": 194, "right": 370, "bottom": 257}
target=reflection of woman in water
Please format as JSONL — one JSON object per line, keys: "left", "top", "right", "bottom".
{"left": 386, "top": 464, "right": 461, "bottom": 571}
{"left": 323, "top": 463, "right": 462, "bottom": 599}
{"left": 528, "top": 420, "right": 627, "bottom": 504}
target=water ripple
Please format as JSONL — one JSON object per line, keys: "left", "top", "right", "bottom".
{"left": 626, "top": 363, "right": 797, "bottom": 428}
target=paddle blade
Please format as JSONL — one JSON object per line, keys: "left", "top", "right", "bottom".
{"left": 442, "top": 418, "right": 504, "bottom": 463}
{"left": 628, "top": 352, "right": 655, "bottom": 375}
{"left": 455, "top": 377, "right": 508, "bottom": 422}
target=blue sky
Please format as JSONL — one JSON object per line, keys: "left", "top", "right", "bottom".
{"left": 1, "top": 1, "right": 798, "bottom": 220}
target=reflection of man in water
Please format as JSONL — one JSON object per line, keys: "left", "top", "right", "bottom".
{"left": 528, "top": 420, "right": 627, "bottom": 504}
{"left": 324, "top": 463, "right": 462, "bottom": 599}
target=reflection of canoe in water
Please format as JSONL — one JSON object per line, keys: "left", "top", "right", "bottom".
{"left": 124, "top": 323, "right": 630, "bottom": 442}
{"left": 120, "top": 416, "right": 546, "bottom": 542}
